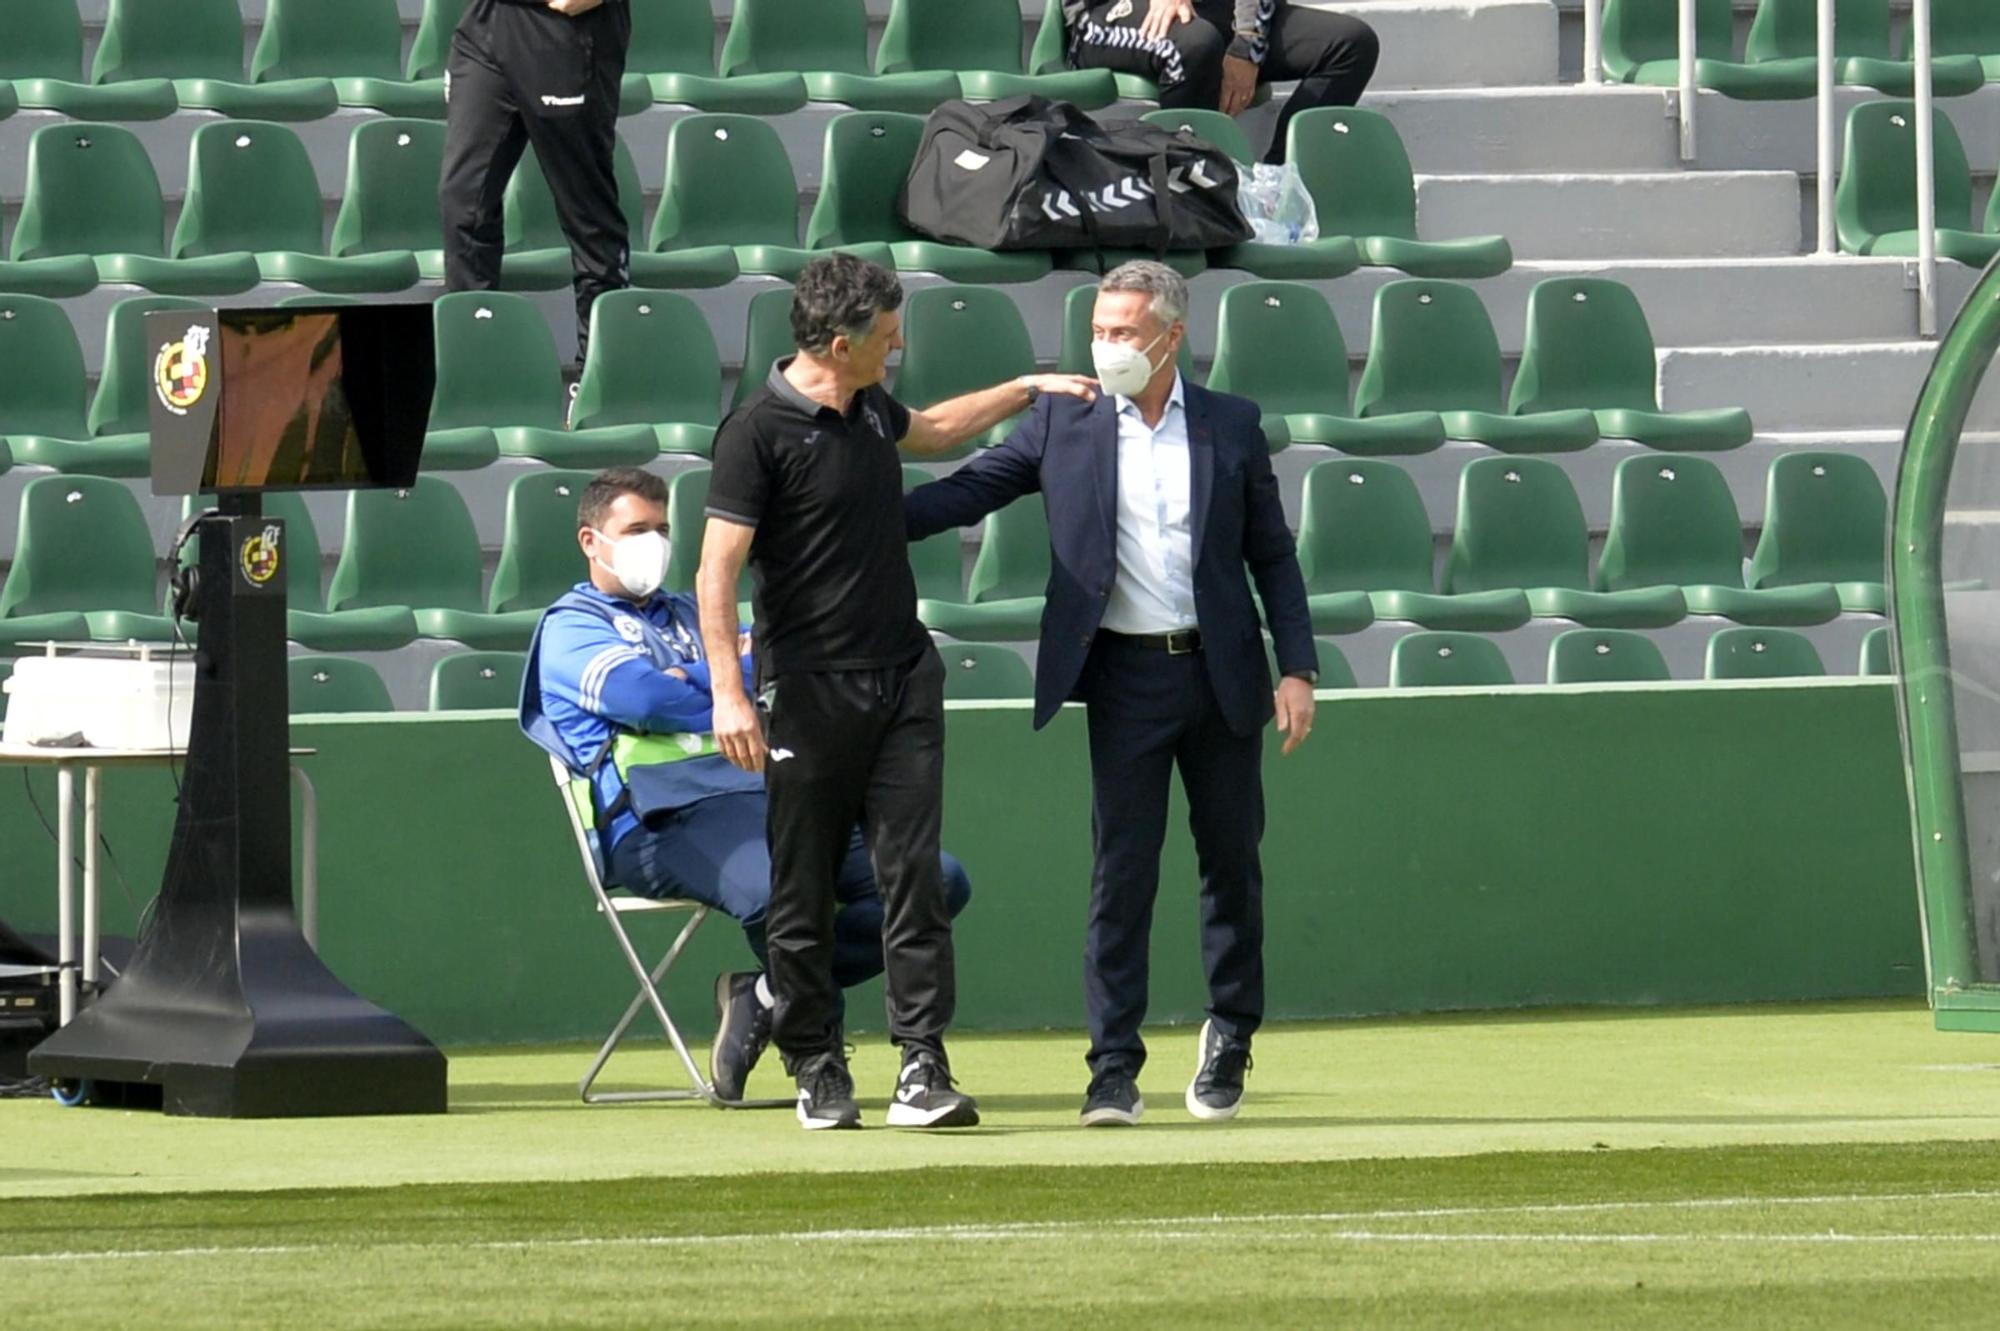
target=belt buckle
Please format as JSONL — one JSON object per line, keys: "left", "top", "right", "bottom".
{"left": 1165, "top": 630, "right": 1197, "bottom": 656}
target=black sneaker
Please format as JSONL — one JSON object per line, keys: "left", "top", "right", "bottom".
{"left": 793, "top": 1049, "right": 861, "bottom": 1130}
{"left": 709, "top": 971, "right": 772, "bottom": 1103}
{"left": 885, "top": 1050, "right": 980, "bottom": 1129}
{"left": 1185, "top": 1019, "right": 1251, "bottom": 1121}
{"left": 1079, "top": 1066, "right": 1144, "bottom": 1127}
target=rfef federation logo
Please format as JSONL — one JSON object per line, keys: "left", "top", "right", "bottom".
{"left": 153, "top": 324, "right": 212, "bottom": 416}
{"left": 240, "top": 524, "right": 282, "bottom": 586}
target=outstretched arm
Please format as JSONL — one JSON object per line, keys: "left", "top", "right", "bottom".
{"left": 905, "top": 395, "right": 1057, "bottom": 540}
{"left": 901, "top": 374, "right": 1097, "bottom": 458}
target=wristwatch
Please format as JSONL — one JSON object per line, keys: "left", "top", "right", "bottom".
{"left": 1284, "top": 670, "right": 1319, "bottom": 685}
{"left": 1020, "top": 378, "right": 1041, "bottom": 408}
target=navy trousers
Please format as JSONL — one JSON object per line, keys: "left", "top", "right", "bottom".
{"left": 608, "top": 790, "right": 972, "bottom": 993}
{"left": 1077, "top": 635, "right": 1267, "bottom": 1077}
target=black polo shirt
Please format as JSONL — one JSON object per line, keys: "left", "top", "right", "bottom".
{"left": 707, "top": 358, "right": 930, "bottom": 677}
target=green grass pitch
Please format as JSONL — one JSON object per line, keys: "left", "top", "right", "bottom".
{"left": 5, "top": 1002, "right": 2000, "bottom": 1328}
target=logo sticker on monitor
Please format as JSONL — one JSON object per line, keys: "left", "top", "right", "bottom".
{"left": 240, "top": 524, "right": 281, "bottom": 586}
{"left": 154, "top": 325, "right": 212, "bottom": 416}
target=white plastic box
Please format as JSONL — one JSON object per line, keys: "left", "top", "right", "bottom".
{"left": 2, "top": 644, "right": 196, "bottom": 751}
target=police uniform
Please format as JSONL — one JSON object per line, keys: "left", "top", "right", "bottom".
{"left": 439, "top": 0, "right": 632, "bottom": 359}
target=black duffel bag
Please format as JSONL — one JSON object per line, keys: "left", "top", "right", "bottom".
{"left": 898, "top": 95, "right": 1251, "bottom": 263}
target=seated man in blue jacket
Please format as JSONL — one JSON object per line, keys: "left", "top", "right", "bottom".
{"left": 521, "top": 467, "right": 972, "bottom": 1103}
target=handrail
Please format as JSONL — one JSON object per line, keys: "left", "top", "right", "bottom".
{"left": 1816, "top": 0, "right": 1836, "bottom": 253}
{"left": 1912, "top": 0, "right": 1939, "bottom": 336}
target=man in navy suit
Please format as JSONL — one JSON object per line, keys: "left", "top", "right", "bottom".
{"left": 905, "top": 261, "right": 1319, "bottom": 1126}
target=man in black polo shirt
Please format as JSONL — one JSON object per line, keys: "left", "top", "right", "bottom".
{"left": 697, "top": 255, "right": 1095, "bottom": 1130}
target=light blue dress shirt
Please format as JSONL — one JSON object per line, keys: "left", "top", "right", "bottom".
{"left": 1101, "top": 373, "right": 1199, "bottom": 635}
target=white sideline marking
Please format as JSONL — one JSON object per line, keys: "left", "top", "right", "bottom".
{"left": 8, "top": 1188, "right": 2000, "bottom": 1265}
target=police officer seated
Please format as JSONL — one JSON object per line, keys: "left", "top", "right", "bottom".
{"left": 520, "top": 468, "right": 973, "bottom": 1101}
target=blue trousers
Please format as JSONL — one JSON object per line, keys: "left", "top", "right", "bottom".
{"left": 607, "top": 790, "right": 972, "bottom": 991}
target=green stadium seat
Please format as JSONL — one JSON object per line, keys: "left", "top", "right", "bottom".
{"left": 1207, "top": 282, "right": 1445, "bottom": 455}
{"left": 93, "top": 0, "right": 340, "bottom": 121}
{"left": 1355, "top": 281, "right": 1598, "bottom": 453}
{"left": 0, "top": 81, "right": 12, "bottom": 119}
{"left": 0, "top": 294, "right": 146, "bottom": 478}
{"left": 3, "top": 0, "right": 178, "bottom": 119}
{"left": 1446, "top": 457, "right": 1687, "bottom": 628}
{"left": 252, "top": 0, "right": 446, "bottom": 118}
{"left": 627, "top": 0, "right": 809, "bottom": 112}
{"left": 572, "top": 291, "right": 724, "bottom": 459}
{"left": 430, "top": 291, "right": 655, "bottom": 469}
{"left": 289, "top": 656, "right": 395, "bottom": 714}
{"left": 1296, "top": 460, "right": 1530, "bottom": 631}
{"left": 89, "top": 296, "right": 208, "bottom": 439}
{"left": 651, "top": 114, "right": 895, "bottom": 281}
{"left": 1921, "top": 0, "right": 2000, "bottom": 81}
{"left": 734, "top": 288, "right": 797, "bottom": 411}
{"left": 407, "top": 0, "right": 467, "bottom": 81}
{"left": 1747, "top": 452, "right": 1888, "bottom": 614}
{"left": 1510, "top": 278, "right": 1755, "bottom": 450}
{"left": 1749, "top": 0, "right": 1985, "bottom": 97}
{"left": 1836, "top": 102, "right": 2000, "bottom": 265}
{"left": 0, "top": 476, "right": 172, "bottom": 641}
{"left": 894, "top": 287, "right": 1036, "bottom": 457}
{"left": 505, "top": 140, "right": 740, "bottom": 291}
{"left": 0, "top": 205, "right": 98, "bottom": 297}
{"left": 1389, "top": 631, "right": 1514, "bottom": 688}
{"left": 1056, "top": 283, "right": 1198, "bottom": 378}
{"left": 1140, "top": 109, "right": 1362, "bottom": 281}
{"left": 806, "top": 113, "right": 1053, "bottom": 283}
{"left": 491, "top": 470, "right": 594, "bottom": 614}
{"left": 1858, "top": 625, "right": 1893, "bottom": 676}
{"left": 182, "top": 491, "right": 421, "bottom": 650}
{"left": 330, "top": 120, "right": 449, "bottom": 280}
{"left": 938, "top": 643, "right": 1037, "bottom": 701}
{"left": 1601, "top": 0, "right": 1817, "bottom": 98}
{"left": 1264, "top": 635, "right": 1359, "bottom": 688}
{"left": 721, "top": 0, "right": 961, "bottom": 112}
{"left": 430, "top": 651, "right": 529, "bottom": 711}
{"left": 1546, "top": 628, "right": 1672, "bottom": 684}
{"left": 1704, "top": 626, "right": 1825, "bottom": 680}
{"left": 12, "top": 123, "right": 260, "bottom": 296}
{"left": 1054, "top": 249, "right": 1209, "bottom": 280}
{"left": 1287, "top": 109, "right": 1512, "bottom": 279}
{"left": 1597, "top": 454, "right": 1841, "bottom": 625}
{"left": 173, "top": 122, "right": 421, "bottom": 293}
{"left": 662, "top": 469, "right": 755, "bottom": 607}
{"left": 880, "top": 0, "right": 1117, "bottom": 108}
{"left": 917, "top": 497, "right": 1050, "bottom": 642}
{"left": 328, "top": 479, "right": 542, "bottom": 649}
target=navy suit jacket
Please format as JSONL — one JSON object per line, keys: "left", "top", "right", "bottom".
{"left": 905, "top": 383, "right": 1316, "bottom": 736}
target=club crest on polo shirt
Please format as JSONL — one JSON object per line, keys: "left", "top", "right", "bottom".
{"left": 615, "top": 616, "right": 645, "bottom": 644}
{"left": 863, "top": 405, "right": 887, "bottom": 438}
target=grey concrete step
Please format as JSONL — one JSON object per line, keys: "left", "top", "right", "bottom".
{"left": 1417, "top": 170, "right": 1803, "bottom": 259}
{"left": 1658, "top": 341, "right": 1992, "bottom": 432}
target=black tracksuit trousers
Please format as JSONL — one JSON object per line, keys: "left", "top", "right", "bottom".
{"left": 760, "top": 647, "right": 956, "bottom": 1070}
{"left": 1068, "top": 0, "right": 1379, "bottom": 163}
{"left": 440, "top": 0, "right": 630, "bottom": 359}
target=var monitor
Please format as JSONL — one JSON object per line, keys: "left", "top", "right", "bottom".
{"left": 148, "top": 303, "right": 435, "bottom": 497}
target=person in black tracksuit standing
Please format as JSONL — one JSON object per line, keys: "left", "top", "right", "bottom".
{"left": 439, "top": 0, "right": 630, "bottom": 361}
{"left": 694, "top": 255, "right": 1097, "bottom": 1132}
{"left": 1062, "top": 0, "right": 1378, "bottom": 164}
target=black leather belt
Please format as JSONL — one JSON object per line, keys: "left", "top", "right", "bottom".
{"left": 1101, "top": 628, "right": 1203, "bottom": 655}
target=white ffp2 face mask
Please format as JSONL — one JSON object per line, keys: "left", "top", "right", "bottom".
{"left": 593, "top": 529, "right": 670, "bottom": 599}
{"left": 1091, "top": 330, "right": 1170, "bottom": 398}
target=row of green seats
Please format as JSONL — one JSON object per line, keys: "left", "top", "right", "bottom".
{"left": 0, "top": 0, "right": 1129, "bottom": 123}
{"left": 0, "top": 102, "right": 1507, "bottom": 301}
{"left": 286, "top": 623, "right": 1892, "bottom": 716}
{"left": 1837, "top": 101, "right": 2000, "bottom": 266}
{"left": 1603, "top": 0, "right": 1994, "bottom": 99}
{"left": 1294, "top": 451, "right": 1887, "bottom": 636}
{"left": 1393, "top": 626, "right": 1878, "bottom": 686}
{"left": 292, "top": 651, "right": 529, "bottom": 715}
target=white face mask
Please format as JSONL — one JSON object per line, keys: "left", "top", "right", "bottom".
{"left": 592, "top": 529, "right": 670, "bottom": 599}
{"left": 1091, "top": 329, "right": 1172, "bottom": 399}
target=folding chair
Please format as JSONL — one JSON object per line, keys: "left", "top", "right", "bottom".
{"left": 551, "top": 756, "right": 785, "bottom": 1108}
